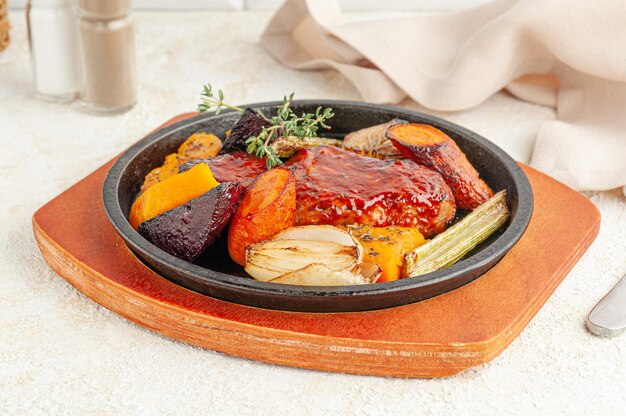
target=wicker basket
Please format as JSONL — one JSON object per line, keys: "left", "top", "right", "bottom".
{"left": 0, "top": 0, "right": 9, "bottom": 52}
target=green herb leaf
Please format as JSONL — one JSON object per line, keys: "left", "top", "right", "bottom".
{"left": 197, "top": 83, "right": 335, "bottom": 170}
{"left": 197, "top": 83, "right": 244, "bottom": 114}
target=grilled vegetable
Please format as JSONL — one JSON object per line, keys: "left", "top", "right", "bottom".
{"left": 177, "top": 132, "right": 222, "bottom": 163}
{"left": 345, "top": 224, "right": 427, "bottom": 282}
{"left": 246, "top": 240, "right": 363, "bottom": 282}
{"left": 269, "top": 263, "right": 373, "bottom": 286}
{"left": 227, "top": 167, "right": 296, "bottom": 265}
{"left": 359, "top": 262, "right": 383, "bottom": 282}
{"left": 388, "top": 123, "right": 493, "bottom": 210}
{"left": 140, "top": 153, "right": 180, "bottom": 195}
{"left": 272, "top": 224, "right": 359, "bottom": 246}
{"left": 220, "top": 108, "right": 271, "bottom": 154}
{"left": 138, "top": 182, "right": 243, "bottom": 262}
{"left": 270, "top": 136, "right": 343, "bottom": 158}
{"left": 342, "top": 119, "right": 406, "bottom": 160}
{"left": 404, "top": 190, "right": 509, "bottom": 277}
{"left": 139, "top": 133, "right": 222, "bottom": 194}
{"left": 130, "top": 163, "right": 220, "bottom": 230}
{"left": 244, "top": 225, "right": 363, "bottom": 282}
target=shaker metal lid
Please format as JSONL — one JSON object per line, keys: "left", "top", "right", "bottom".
{"left": 77, "top": 0, "right": 130, "bottom": 19}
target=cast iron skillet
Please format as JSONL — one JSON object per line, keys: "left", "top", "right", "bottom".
{"left": 103, "top": 101, "right": 533, "bottom": 312}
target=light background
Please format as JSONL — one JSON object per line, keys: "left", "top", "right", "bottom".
{"left": 3, "top": 4, "right": 625, "bottom": 415}
{"left": 8, "top": 0, "right": 491, "bottom": 11}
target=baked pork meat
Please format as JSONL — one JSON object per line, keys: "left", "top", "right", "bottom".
{"left": 180, "top": 151, "right": 268, "bottom": 190}
{"left": 287, "top": 146, "right": 456, "bottom": 237}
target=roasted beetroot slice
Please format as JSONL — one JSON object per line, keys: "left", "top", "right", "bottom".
{"left": 138, "top": 181, "right": 244, "bottom": 262}
{"left": 219, "top": 108, "right": 270, "bottom": 154}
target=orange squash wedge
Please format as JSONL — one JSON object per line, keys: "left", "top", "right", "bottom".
{"left": 177, "top": 132, "right": 222, "bottom": 163}
{"left": 129, "top": 163, "right": 220, "bottom": 230}
{"left": 344, "top": 225, "right": 426, "bottom": 282}
{"left": 139, "top": 153, "right": 180, "bottom": 195}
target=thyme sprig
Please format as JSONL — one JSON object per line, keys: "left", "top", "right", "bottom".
{"left": 197, "top": 84, "right": 334, "bottom": 169}
{"left": 245, "top": 125, "right": 283, "bottom": 169}
{"left": 197, "top": 84, "right": 244, "bottom": 114}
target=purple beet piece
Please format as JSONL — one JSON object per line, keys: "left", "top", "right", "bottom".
{"left": 138, "top": 181, "right": 244, "bottom": 262}
{"left": 219, "top": 108, "right": 270, "bottom": 154}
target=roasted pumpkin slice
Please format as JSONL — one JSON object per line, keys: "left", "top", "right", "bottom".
{"left": 177, "top": 132, "right": 222, "bottom": 163}
{"left": 344, "top": 224, "right": 426, "bottom": 282}
{"left": 129, "top": 163, "right": 220, "bottom": 230}
{"left": 139, "top": 153, "right": 180, "bottom": 195}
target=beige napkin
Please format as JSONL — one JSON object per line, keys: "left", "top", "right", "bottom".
{"left": 261, "top": 0, "right": 626, "bottom": 192}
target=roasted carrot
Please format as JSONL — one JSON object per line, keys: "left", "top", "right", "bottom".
{"left": 227, "top": 167, "right": 296, "bottom": 265}
{"left": 387, "top": 123, "right": 493, "bottom": 210}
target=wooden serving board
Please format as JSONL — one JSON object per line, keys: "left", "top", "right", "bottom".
{"left": 32, "top": 115, "right": 600, "bottom": 378}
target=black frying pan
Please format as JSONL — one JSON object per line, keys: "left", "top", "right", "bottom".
{"left": 103, "top": 101, "right": 533, "bottom": 312}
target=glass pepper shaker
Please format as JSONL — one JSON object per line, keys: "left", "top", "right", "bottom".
{"left": 26, "top": 0, "right": 79, "bottom": 102}
{"left": 76, "top": 0, "right": 137, "bottom": 113}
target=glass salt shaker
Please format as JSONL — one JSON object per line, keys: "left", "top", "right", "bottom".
{"left": 76, "top": 0, "right": 137, "bottom": 113}
{"left": 26, "top": 0, "right": 79, "bottom": 102}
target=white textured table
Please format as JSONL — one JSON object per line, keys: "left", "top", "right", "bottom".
{"left": 1, "top": 11, "right": 625, "bottom": 416}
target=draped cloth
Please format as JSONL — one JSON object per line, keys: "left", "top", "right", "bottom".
{"left": 261, "top": 0, "right": 626, "bottom": 192}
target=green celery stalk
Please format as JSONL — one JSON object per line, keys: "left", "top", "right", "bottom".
{"left": 404, "top": 190, "right": 510, "bottom": 277}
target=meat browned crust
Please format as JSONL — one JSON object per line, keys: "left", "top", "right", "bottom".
{"left": 287, "top": 146, "right": 456, "bottom": 238}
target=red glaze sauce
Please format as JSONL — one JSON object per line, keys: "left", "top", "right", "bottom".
{"left": 208, "top": 151, "right": 267, "bottom": 189}
{"left": 287, "top": 146, "right": 456, "bottom": 237}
